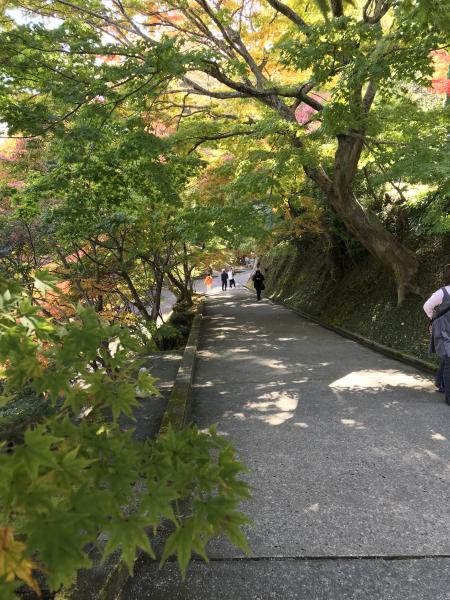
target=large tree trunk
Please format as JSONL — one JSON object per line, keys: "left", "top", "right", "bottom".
{"left": 328, "top": 186, "right": 418, "bottom": 304}
{"left": 305, "top": 154, "right": 419, "bottom": 304}
{"left": 283, "top": 79, "right": 420, "bottom": 304}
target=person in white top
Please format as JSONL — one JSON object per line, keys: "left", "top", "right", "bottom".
{"left": 423, "top": 264, "right": 450, "bottom": 404}
{"left": 423, "top": 287, "right": 450, "bottom": 320}
{"left": 228, "top": 266, "right": 236, "bottom": 288}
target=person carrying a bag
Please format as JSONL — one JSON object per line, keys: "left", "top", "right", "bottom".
{"left": 423, "top": 263, "right": 450, "bottom": 405}
{"left": 252, "top": 269, "right": 265, "bottom": 301}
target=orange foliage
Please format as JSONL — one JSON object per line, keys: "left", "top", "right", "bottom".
{"left": 430, "top": 50, "right": 450, "bottom": 96}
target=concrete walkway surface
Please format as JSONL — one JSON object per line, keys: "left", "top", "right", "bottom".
{"left": 121, "top": 288, "right": 450, "bottom": 599}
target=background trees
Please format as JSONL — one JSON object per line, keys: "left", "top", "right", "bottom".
{"left": 0, "top": 0, "right": 449, "bottom": 595}
{"left": 1, "top": 109, "right": 213, "bottom": 330}
{"left": 2, "top": 0, "right": 448, "bottom": 300}
{"left": 0, "top": 5, "right": 255, "bottom": 596}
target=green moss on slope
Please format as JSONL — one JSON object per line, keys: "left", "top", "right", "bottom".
{"left": 262, "top": 238, "right": 449, "bottom": 364}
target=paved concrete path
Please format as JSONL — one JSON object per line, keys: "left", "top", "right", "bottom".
{"left": 158, "top": 268, "right": 251, "bottom": 322}
{"left": 122, "top": 289, "right": 450, "bottom": 599}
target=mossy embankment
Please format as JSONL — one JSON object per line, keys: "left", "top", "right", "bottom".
{"left": 261, "top": 237, "right": 450, "bottom": 365}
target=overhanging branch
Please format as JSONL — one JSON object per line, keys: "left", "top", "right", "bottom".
{"left": 182, "top": 77, "right": 247, "bottom": 99}
{"left": 185, "top": 128, "right": 256, "bottom": 152}
{"left": 264, "top": 0, "right": 311, "bottom": 32}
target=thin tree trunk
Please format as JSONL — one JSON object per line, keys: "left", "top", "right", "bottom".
{"left": 330, "top": 187, "right": 418, "bottom": 304}
{"left": 166, "top": 244, "right": 194, "bottom": 306}
{"left": 150, "top": 272, "right": 164, "bottom": 321}
{"left": 167, "top": 271, "right": 193, "bottom": 305}
{"left": 182, "top": 244, "right": 194, "bottom": 305}
{"left": 93, "top": 246, "right": 103, "bottom": 312}
{"left": 120, "top": 270, "right": 153, "bottom": 321}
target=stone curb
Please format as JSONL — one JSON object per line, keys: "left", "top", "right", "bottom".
{"left": 244, "top": 284, "right": 436, "bottom": 375}
{"left": 56, "top": 303, "right": 204, "bottom": 600}
{"left": 159, "top": 306, "right": 203, "bottom": 433}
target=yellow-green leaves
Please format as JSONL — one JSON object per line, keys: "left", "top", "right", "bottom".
{"left": 0, "top": 528, "right": 41, "bottom": 597}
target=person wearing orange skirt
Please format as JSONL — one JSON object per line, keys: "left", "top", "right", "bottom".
{"left": 204, "top": 274, "right": 213, "bottom": 291}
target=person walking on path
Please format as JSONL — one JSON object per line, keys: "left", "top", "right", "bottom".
{"left": 252, "top": 268, "right": 265, "bottom": 301}
{"left": 221, "top": 268, "right": 229, "bottom": 291}
{"left": 423, "top": 263, "right": 450, "bottom": 405}
{"left": 204, "top": 273, "right": 213, "bottom": 291}
{"left": 228, "top": 267, "right": 236, "bottom": 288}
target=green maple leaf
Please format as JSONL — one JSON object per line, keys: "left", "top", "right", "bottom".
{"left": 37, "top": 368, "right": 71, "bottom": 402}
{"left": 222, "top": 514, "right": 252, "bottom": 555}
{"left": 102, "top": 515, "right": 155, "bottom": 573}
{"left": 160, "top": 517, "right": 205, "bottom": 578}
{"left": 141, "top": 478, "right": 179, "bottom": 528}
{"left": 110, "top": 383, "right": 141, "bottom": 421}
{"left": 6, "top": 352, "right": 42, "bottom": 389}
{"left": 160, "top": 525, "right": 189, "bottom": 577}
{"left": 56, "top": 447, "right": 97, "bottom": 487}
{"left": 26, "top": 515, "right": 91, "bottom": 589}
{"left": 18, "top": 426, "right": 61, "bottom": 478}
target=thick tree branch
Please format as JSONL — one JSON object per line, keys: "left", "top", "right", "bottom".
{"left": 200, "top": 62, "right": 323, "bottom": 111}
{"left": 185, "top": 128, "right": 256, "bottom": 153}
{"left": 330, "top": 0, "right": 344, "bottom": 18}
{"left": 362, "top": 80, "right": 377, "bottom": 113}
{"left": 362, "top": 0, "right": 391, "bottom": 24}
{"left": 304, "top": 165, "right": 333, "bottom": 194}
{"left": 182, "top": 77, "right": 247, "bottom": 99}
{"left": 264, "top": 0, "right": 311, "bottom": 32}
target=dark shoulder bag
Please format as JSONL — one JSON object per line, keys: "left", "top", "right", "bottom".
{"left": 428, "top": 294, "right": 450, "bottom": 333}
{"left": 431, "top": 304, "right": 450, "bottom": 324}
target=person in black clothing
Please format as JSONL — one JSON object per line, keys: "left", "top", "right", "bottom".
{"left": 252, "top": 269, "right": 265, "bottom": 301}
{"left": 221, "top": 269, "right": 229, "bottom": 291}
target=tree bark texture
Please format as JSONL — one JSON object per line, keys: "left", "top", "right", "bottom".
{"left": 150, "top": 272, "right": 164, "bottom": 321}
{"left": 120, "top": 270, "right": 153, "bottom": 322}
{"left": 305, "top": 141, "right": 419, "bottom": 304}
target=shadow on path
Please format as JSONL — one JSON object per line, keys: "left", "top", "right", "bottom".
{"left": 121, "top": 289, "right": 450, "bottom": 599}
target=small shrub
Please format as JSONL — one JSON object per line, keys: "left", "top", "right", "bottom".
{"left": 155, "top": 322, "right": 184, "bottom": 350}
